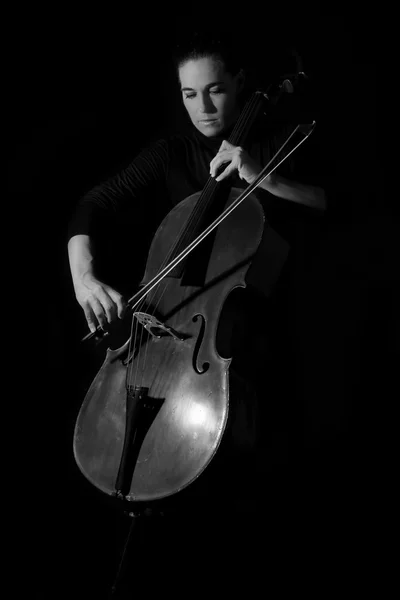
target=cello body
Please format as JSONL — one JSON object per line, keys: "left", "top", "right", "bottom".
{"left": 73, "top": 187, "right": 265, "bottom": 502}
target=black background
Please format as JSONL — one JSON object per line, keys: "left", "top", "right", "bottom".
{"left": 9, "top": 6, "right": 393, "bottom": 598}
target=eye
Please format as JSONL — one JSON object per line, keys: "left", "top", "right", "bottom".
{"left": 184, "top": 93, "right": 196, "bottom": 100}
{"left": 210, "top": 88, "right": 225, "bottom": 95}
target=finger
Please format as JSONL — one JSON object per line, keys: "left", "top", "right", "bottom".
{"left": 109, "top": 290, "right": 127, "bottom": 319}
{"left": 210, "top": 152, "right": 232, "bottom": 178}
{"left": 103, "top": 301, "right": 117, "bottom": 324}
{"left": 88, "top": 298, "right": 109, "bottom": 330}
{"left": 210, "top": 149, "right": 231, "bottom": 166}
{"left": 94, "top": 288, "right": 119, "bottom": 323}
{"left": 83, "top": 305, "right": 99, "bottom": 333}
{"left": 215, "top": 162, "right": 239, "bottom": 182}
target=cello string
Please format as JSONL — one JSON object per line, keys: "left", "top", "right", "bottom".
{"left": 128, "top": 279, "right": 184, "bottom": 401}
{"left": 129, "top": 299, "right": 147, "bottom": 390}
{"left": 156, "top": 92, "right": 260, "bottom": 270}
{"left": 138, "top": 93, "right": 265, "bottom": 332}
{"left": 126, "top": 293, "right": 145, "bottom": 390}
{"left": 125, "top": 91, "right": 278, "bottom": 392}
{"left": 127, "top": 280, "right": 170, "bottom": 392}
{"left": 126, "top": 116, "right": 292, "bottom": 390}
{"left": 133, "top": 103, "right": 267, "bottom": 399}
{"left": 161, "top": 93, "right": 261, "bottom": 263}
{"left": 137, "top": 282, "right": 175, "bottom": 400}
{"left": 125, "top": 120, "right": 308, "bottom": 393}
{"left": 139, "top": 92, "right": 261, "bottom": 332}
{"left": 131, "top": 272, "right": 198, "bottom": 405}
{"left": 124, "top": 121, "right": 313, "bottom": 320}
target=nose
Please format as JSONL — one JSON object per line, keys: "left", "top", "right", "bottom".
{"left": 198, "top": 93, "right": 215, "bottom": 114}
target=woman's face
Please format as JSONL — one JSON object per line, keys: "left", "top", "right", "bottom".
{"left": 178, "top": 56, "right": 243, "bottom": 137}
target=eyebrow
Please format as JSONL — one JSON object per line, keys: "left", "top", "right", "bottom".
{"left": 181, "top": 81, "right": 225, "bottom": 92}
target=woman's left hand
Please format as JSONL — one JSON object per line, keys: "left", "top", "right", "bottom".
{"left": 209, "top": 140, "right": 263, "bottom": 184}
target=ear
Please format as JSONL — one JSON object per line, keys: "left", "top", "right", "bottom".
{"left": 235, "top": 68, "right": 246, "bottom": 93}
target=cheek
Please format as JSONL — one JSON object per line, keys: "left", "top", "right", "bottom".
{"left": 217, "top": 95, "right": 234, "bottom": 117}
{"left": 183, "top": 100, "right": 196, "bottom": 119}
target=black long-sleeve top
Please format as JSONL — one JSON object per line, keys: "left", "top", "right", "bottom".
{"left": 68, "top": 113, "right": 326, "bottom": 299}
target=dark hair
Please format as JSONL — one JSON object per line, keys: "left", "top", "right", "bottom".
{"left": 172, "top": 31, "right": 244, "bottom": 76}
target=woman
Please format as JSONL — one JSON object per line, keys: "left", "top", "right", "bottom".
{"left": 67, "top": 32, "right": 327, "bottom": 514}
{"left": 68, "top": 33, "right": 326, "bottom": 334}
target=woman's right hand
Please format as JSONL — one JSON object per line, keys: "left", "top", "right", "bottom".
{"left": 68, "top": 234, "right": 127, "bottom": 333}
{"left": 73, "top": 272, "right": 127, "bottom": 333}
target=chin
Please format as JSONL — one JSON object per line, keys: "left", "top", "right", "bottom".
{"left": 197, "top": 123, "right": 225, "bottom": 137}
{"left": 201, "top": 128, "right": 220, "bottom": 138}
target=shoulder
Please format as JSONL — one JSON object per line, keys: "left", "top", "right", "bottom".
{"left": 165, "top": 130, "right": 202, "bottom": 152}
{"left": 138, "top": 130, "right": 200, "bottom": 158}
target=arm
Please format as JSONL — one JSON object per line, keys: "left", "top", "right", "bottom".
{"left": 68, "top": 234, "right": 126, "bottom": 333}
{"left": 257, "top": 170, "right": 327, "bottom": 211}
{"left": 209, "top": 140, "right": 327, "bottom": 211}
{"left": 67, "top": 139, "right": 169, "bottom": 332}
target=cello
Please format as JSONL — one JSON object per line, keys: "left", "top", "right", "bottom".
{"left": 73, "top": 73, "right": 315, "bottom": 512}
